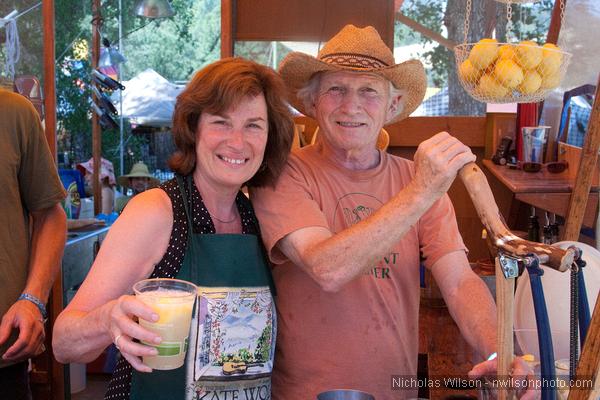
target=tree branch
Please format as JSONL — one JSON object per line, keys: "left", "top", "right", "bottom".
{"left": 395, "top": 12, "right": 457, "bottom": 50}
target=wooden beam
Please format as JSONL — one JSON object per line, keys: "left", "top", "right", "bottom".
{"left": 221, "top": 0, "right": 234, "bottom": 58}
{"left": 387, "top": 116, "right": 486, "bottom": 147}
{"left": 395, "top": 12, "right": 457, "bottom": 50}
{"left": 92, "top": 0, "right": 102, "bottom": 215}
{"left": 563, "top": 76, "right": 600, "bottom": 241}
{"left": 296, "top": 116, "right": 487, "bottom": 148}
{"left": 43, "top": 0, "right": 56, "bottom": 157}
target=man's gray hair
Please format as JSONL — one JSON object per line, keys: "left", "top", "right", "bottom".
{"left": 296, "top": 72, "right": 406, "bottom": 123}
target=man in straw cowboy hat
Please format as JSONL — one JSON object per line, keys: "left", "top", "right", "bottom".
{"left": 251, "top": 25, "right": 535, "bottom": 399}
{"left": 115, "top": 161, "right": 159, "bottom": 213}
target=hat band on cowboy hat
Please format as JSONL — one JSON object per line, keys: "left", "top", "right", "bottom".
{"left": 278, "top": 24, "right": 427, "bottom": 124}
{"left": 321, "top": 53, "right": 390, "bottom": 69}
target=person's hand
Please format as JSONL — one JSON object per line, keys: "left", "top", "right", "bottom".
{"left": 0, "top": 300, "right": 46, "bottom": 362}
{"left": 468, "top": 356, "right": 540, "bottom": 399}
{"left": 108, "top": 295, "right": 162, "bottom": 373}
{"left": 412, "top": 131, "right": 476, "bottom": 199}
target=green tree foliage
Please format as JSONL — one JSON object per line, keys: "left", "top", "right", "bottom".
{"left": 52, "top": 0, "right": 223, "bottom": 174}
{"left": 100, "top": 0, "right": 221, "bottom": 81}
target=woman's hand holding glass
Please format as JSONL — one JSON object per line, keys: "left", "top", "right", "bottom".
{"left": 108, "top": 295, "right": 161, "bottom": 372}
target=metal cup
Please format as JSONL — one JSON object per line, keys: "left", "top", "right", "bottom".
{"left": 317, "top": 389, "right": 375, "bottom": 400}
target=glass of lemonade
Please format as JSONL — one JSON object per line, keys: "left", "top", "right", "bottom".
{"left": 133, "top": 278, "right": 197, "bottom": 370}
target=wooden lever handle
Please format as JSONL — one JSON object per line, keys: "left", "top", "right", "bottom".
{"left": 459, "top": 162, "right": 575, "bottom": 271}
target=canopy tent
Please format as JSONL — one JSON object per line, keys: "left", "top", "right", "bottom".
{"left": 113, "top": 68, "right": 184, "bottom": 127}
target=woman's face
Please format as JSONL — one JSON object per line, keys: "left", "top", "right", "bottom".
{"left": 195, "top": 94, "right": 269, "bottom": 190}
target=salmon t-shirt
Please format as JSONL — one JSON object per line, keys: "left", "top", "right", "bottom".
{"left": 250, "top": 144, "right": 467, "bottom": 400}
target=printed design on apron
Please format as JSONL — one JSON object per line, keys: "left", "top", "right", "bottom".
{"left": 186, "top": 286, "right": 276, "bottom": 400}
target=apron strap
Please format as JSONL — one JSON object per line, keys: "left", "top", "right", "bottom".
{"left": 175, "top": 175, "right": 194, "bottom": 239}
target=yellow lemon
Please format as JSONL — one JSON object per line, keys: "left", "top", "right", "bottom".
{"left": 494, "top": 59, "right": 524, "bottom": 89}
{"left": 541, "top": 70, "right": 562, "bottom": 89}
{"left": 469, "top": 39, "right": 499, "bottom": 70}
{"left": 458, "top": 59, "right": 481, "bottom": 84}
{"left": 518, "top": 70, "right": 542, "bottom": 94}
{"left": 542, "top": 43, "right": 563, "bottom": 61}
{"left": 516, "top": 40, "right": 543, "bottom": 70}
{"left": 538, "top": 43, "right": 563, "bottom": 77}
{"left": 477, "top": 75, "right": 509, "bottom": 99}
{"left": 498, "top": 44, "right": 517, "bottom": 61}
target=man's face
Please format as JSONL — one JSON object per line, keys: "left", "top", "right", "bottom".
{"left": 129, "top": 177, "right": 150, "bottom": 193}
{"left": 311, "top": 71, "right": 395, "bottom": 153}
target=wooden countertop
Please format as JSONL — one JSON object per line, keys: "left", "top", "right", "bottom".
{"left": 482, "top": 159, "right": 599, "bottom": 194}
{"left": 482, "top": 159, "right": 599, "bottom": 229}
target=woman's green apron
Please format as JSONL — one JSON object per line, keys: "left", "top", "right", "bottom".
{"left": 131, "top": 176, "right": 276, "bottom": 400}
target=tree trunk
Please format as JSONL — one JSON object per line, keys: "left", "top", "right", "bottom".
{"left": 445, "top": 0, "right": 487, "bottom": 116}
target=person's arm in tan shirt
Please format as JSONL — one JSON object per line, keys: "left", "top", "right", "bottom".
{"left": 0, "top": 203, "right": 67, "bottom": 362}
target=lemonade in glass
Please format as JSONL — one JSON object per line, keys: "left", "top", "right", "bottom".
{"left": 133, "top": 278, "right": 197, "bottom": 370}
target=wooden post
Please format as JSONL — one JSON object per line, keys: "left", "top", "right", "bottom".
{"left": 41, "top": 3, "right": 65, "bottom": 399}
{"left": 43, "top": 0, "right": 57, "bottom": 157}
{"left": 563, "top": 77, "right": 600, "bottom": 241}
{"left": 567, "top": 298, "right": 600, "bottom": 400}
{"left": 91, "top": 0, "right": 102, "bottom": 215}
{"left": 221, "top": 0, "right": 234, "bottom": 58}
{"left": 495, "top": 257, "right": 515, "bottom": 400}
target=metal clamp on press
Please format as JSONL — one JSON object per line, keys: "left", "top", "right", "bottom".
{"left": 497, "top": 252, "right": 524, "bottom": 279}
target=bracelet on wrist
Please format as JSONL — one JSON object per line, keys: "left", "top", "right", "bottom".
{"left": 17, "top": 293, "right": 48, "bottom": 321}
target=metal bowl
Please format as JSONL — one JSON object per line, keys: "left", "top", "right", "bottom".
{"left": 317, "top": 389, "right": 375, "bottom": 400}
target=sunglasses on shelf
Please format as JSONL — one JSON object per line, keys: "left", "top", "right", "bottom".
{"left": 520, "top": 161, "right": 569, "bottom": 173}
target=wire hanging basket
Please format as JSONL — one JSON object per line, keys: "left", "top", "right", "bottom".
{"left": 454, "top": 41, "right": 572, "bottom": 103}
{"left": 454, "top": 0, "right": 571, "bottom": 103}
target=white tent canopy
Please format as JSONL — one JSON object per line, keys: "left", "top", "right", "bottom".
{"left": 113, "top": 68, "right": 184, "bottom": 127}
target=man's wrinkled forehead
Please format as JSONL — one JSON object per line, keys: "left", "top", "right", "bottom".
{"left": 319, "top": 70, "right": 390, "bottom": 87}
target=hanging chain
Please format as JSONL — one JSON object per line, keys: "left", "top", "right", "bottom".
{"left": 506, "top": 3, "right": 514, "bottom": 43}
{"left": 569, "top": 262, "right": 579, "bottom": 380}
{"left": 559, "top": 0, "right": 566, "bottom": 39}
{"left": 463, "top": 0, "right": 472, "bottom": 44}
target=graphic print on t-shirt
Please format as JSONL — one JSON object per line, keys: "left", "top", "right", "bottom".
{"left": 185, "top": 287, "right": 275, "bottom": 400}
{"left": 332, "top": 192, "right": 383, "bottom": 231}
{"left": 332, "top": 192, "right": 399, "bottom": 281}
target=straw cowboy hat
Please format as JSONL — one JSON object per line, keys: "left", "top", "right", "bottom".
{"left": 117, "top": 162, "right": 159, "bottom": 188}
{"left": 278, "top": 24, "right": 427, "bottom": 124}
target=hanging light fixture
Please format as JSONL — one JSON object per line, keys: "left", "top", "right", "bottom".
{"left": 134, "top": 0, "right": 175, "bottom": 18}
{"left": 99, "top": 38, "right": 127, "bottom": 68}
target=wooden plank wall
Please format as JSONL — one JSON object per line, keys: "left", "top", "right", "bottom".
{"left": 234, "top": 0, "right": 395, "bottom": 47}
